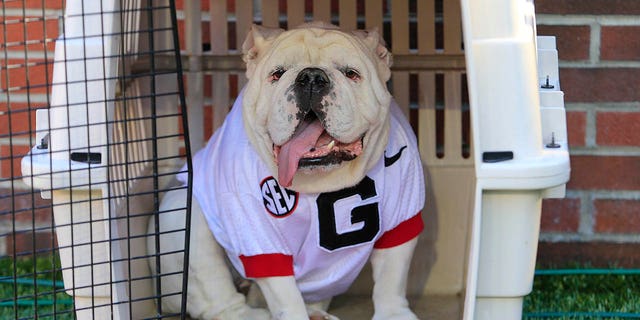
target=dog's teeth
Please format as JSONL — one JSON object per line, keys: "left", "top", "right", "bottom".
{"left": 326, "top": 140, "right": 335, "bottom": 150}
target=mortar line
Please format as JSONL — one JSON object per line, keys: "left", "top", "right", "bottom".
{"left": 585, "top": 106, "right": 597, "bottom": 148}
{"left": 538, "top": 14, "right": 640, "bottom": 26}
{"left": 590, "top": 22, "right": 601, "bottom": 65}
{"left": 579, "top": 190, "right": 595, "bottom": 236}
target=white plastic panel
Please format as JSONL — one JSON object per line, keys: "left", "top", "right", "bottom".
{"left": 460, "top": 1, "right": 571, "bottom": 319}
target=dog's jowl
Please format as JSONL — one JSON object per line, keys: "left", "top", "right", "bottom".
{"left": 148, "top": 22, "right": 426, "bottom": 320}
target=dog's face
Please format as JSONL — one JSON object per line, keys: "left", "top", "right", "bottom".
{"left": 242, "top": 22, "right": 393, "bottom": 193}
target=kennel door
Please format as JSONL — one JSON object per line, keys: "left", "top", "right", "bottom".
{"left": 20, "top": 0, "right": 191, "bottom": 319}
{"left": 460, "top": 0, "right": 570, "bottom": 319}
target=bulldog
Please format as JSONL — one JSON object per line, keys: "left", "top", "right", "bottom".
{"left": 148, "top": 22, "right": 425, "bottom": 320}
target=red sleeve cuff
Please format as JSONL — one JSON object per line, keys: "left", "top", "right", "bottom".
{"left": 239, "top": 253, "right": 294, "bottom": 278}
{"left": 374, "top": 212, "right": 424, "bottom": 249}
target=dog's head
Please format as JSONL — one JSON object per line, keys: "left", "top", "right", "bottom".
{"left": 241, "top": 22, "right": 393, "bottom": 193}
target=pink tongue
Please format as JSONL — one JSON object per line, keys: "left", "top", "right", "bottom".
{"left": 277, "top": 120, "right": 325, "bottom": 187}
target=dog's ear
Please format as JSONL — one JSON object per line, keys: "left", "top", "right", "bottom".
{"left": 242, "top": 24, "right": 285, "bottom": 78}
{"left": 352, "top": 28, "right": 393, "bottom": 80}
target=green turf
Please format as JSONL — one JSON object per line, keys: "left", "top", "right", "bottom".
{"left": 523, "top": 270, "right": 640, "bottom": 319}
{"left": 0, "top": 255, "right": 74, "bottom": 320}
{"left": 2, "top": 255, "right": 640, "bottom": 319}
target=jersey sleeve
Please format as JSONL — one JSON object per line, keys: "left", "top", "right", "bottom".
{"left": 374, "top": 211, "right": 423, "bottom": 248}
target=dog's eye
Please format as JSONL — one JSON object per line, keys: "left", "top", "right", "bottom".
{"left": 343, "top": 68, "right": 360, "bottom": 81}
{"left": 270, "top": 68, "right": 286, "bottom": 82}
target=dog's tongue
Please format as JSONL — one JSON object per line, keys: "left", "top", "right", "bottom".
{"left": 277, "top": 120, "right": 325, "bottom": 187}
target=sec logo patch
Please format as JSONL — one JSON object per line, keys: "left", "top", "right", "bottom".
{"left": 260, "top": 176, "right": 299, "bottom": 217}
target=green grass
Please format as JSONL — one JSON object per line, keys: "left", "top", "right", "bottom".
{"left": 1, "top": 256, "right": 640, "bottom": 319}
{"left": 523, "top": 269, "right": 640, "bottom": 319}
{"left": 0, "top": 255, "right": 74, "bottom": 320}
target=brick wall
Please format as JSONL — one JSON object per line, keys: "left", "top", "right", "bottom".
{"left": 2, "top": 1, "right": 639, "bottom": 266}
{"left": 535, "top": 0, "right": 640, "bottom": 267}
{"left": 0, "top": 1, "right": 62, "bottom": 255}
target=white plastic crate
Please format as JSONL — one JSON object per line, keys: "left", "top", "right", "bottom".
{"left": 15, "top": 0, "right": 570, "bottom": 319}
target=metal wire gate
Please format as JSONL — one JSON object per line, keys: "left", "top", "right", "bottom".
{"left": 1, "top": 0, "right": 192, "bottom": 319}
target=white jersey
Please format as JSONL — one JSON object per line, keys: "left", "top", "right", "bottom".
{"left": 178, "top": 93, "right": 425, "bottom": 302}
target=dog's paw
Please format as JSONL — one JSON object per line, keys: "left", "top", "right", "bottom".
{"left": 372, "top": 308, "right": 419, "bottom": 320}
{"left": 308, "top": 310, "right": 340, "bottom": 320}
{"left": 213, "top": 303, "right": 271, "bottom": 320}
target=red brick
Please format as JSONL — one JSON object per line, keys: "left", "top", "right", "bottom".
{"left": 204, "top": 105, "right": 213, "bottom": 138}
{"left": 567, "top": 155, "right": 640, "bottom": 190}
{"left": 177, "top": 20, "right": 211, "bottom": 50}
{"left": 541, "top": 198, "right": 581, "bottom": 232}
{"left": 209, "top": 0, "right": 374, "bottom": 22}
{"left": 601, "top": 26, "right": 640, "bottom": 61}
{"left": 0, "top": 144, "right": 31, "bottom": 178}
{"left": 1, "top": 59, "right": 54, "bottom": 94}
{"left": 594, "top": 199, "right": 640, "bottom": 233}
{"left": 567, "top": 111, "right": 586, "bottom": 147}
{"left": 177, "top": 105, "right": 187, "bottom": 137}
{"left": 536, "top": 25, "right": 590, "bottom": 61}
{"left": 230, "top": 74, "right": 239, "bottom": 96}
{"left": 538, "top": 241, "right": 640, "bottom": 268}
{"left": 535, "top": 0, "right": 640, "bottom": 15}
{"left": 174, "top": 0, "right": 210, "bottom": 11}
{"left": 560, "top": 68, "right": 640, "bottom": 103}
{"left": 0, "top": 188, "right": 53, "bottom": 223}
{"left": 0, "top": 109, "right": 38, "bottom": 138}
{"left": 2, "top": 0, "right": 64, "bottom": 10}
{"left": 6, "top": 231, "right": 57, "bottom": 256}
{"left": 0, "top": 16, "right": 59, "bottom": 52}
{"left": 228, "top": 0, "right": 236, "bottom": 13}
{"left": 596, "top": 111, "right": 640, "bottom": 147}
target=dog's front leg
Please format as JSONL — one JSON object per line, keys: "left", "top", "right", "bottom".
{"left": 255, "top": 277, "right": 339, "bottom": 320}
{"left": 254, "top": 276, "right": 307, "bottom": 320}
{"left": 371, "top": 238, "right": 419, "bottom": 320}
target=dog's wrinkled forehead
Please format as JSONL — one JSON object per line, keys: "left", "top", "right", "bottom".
{"left": 263, "top": 30, "right": 363, "bottom": 73}
{"left": 242, "top": 23, "right": 392, "bottom": 83}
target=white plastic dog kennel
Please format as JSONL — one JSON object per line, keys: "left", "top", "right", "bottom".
{"left": 14, "top": 0, "right": 570, "bottom": 319}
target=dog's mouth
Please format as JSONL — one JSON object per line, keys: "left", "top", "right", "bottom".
{"left": 273, "top": 118, "right": 363, "bottom": 188}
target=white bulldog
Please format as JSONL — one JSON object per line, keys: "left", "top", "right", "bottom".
{"left": 148, "top": 22, "right": 425, "bottom": 320}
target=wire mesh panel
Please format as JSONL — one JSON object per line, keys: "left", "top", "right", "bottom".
{"left": 2, "top": 0, "right": 190, "bottom": 319}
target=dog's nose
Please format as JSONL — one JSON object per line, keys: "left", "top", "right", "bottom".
{"left": 295, "top": 68, "right": 329, "bottom": 92}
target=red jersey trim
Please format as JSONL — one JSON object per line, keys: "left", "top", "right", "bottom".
{"left": 239, "top": 253, "right": 294, "bottom": 278}
{"left": 374, "top": 212, "right": 424, "bottom": 249}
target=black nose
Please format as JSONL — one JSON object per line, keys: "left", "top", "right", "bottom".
{"left": 295, "top": 67, "right": 330, "bottom": 93}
